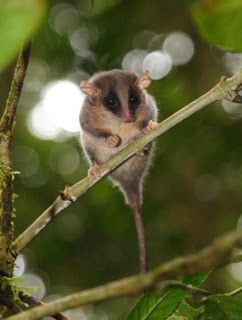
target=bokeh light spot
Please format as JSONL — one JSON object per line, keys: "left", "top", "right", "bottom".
{"left": 222, "top": 97, "right": 242, "bottom": 118}
{"left": 228, "top": 263, "right": 242, "bottom": 282}
{"left": 49, "top": 3, "right": 79, "bottom": 35}
{"left": 23, "top": 59, "right": 49, "bottom": 93}
{"left": 122, "top": 49, "right": 147, "bottom": 75}
{"left": 133, "top": 30, "right": 156, "bottom": 49}
{"left": 70, "top": 27, "right": 90, "bottom": 52}
{"left": 12, "top": 145, "right": 40, "bottom": 178}
{"left": 49, "top": 144, "right": 80, "bottom": 175}
{"left": 163, "top": 31, "right": 194, "bottom": 65}
{"left": 28, "top": 103, "right": 61, "bottom": 140}
{"left": 28, "top": 80, "right": 83, "bottom": 140}
{"left": 143, "top": 51, "right": 172, "bottom": 79}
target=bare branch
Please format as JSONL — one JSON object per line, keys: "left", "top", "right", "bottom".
{"left": 12, "top": 70, "right": 242, "bottom": 255}
{"left": 6, "top": 229, "right": 242, "bottom": 320}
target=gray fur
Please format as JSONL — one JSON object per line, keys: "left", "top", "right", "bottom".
{"left": 79, "top": 70, "right": 158, "bottom": 205}
{"left": 80, "top": 69, "right": 158, "bottom": 273}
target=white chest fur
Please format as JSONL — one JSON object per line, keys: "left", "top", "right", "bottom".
{"left": 81, "top": 119, "right": 142, "bottom": 164}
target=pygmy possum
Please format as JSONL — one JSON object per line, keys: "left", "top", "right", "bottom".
{"left": 79, "top": 69, "right": 158, "bottom": 273}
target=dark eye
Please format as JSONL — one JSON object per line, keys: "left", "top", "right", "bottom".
{"left": 129, "top": 94, "right": 140, "bottom": 105}
{"left": 104, "top": 94, "right": 117, "bottom": 107}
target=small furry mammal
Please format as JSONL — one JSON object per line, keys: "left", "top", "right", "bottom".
{"left": 79, "top": 69, "right": 158, "bottom": 273}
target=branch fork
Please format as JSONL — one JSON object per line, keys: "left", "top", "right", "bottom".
{"left": 218, "top": 76, "right": 242, "bottom": 104}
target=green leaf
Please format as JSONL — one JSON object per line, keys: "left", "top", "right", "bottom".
{"left": 183, "top": 272, "right": 209, "bottom": 287}
{"left": 126, "top": 288, "right": 187, "bottom": 320}
{"left": 175, "top": 301, "right": 203, "bottom": 320}
{"left": 0, "top": 0, "right": 46, "bottom": 71}
{"left": 126, "top": 272, "right": 208, "bottom": 320}
{"left": 202, "top": 295, "right": 242, "bottom": 320}
{"left": 190, "top": 0, "right": 242, "bottom": 52}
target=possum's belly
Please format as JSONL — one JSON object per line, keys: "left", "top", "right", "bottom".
{"left": 81, "top": 124, "right": 142, "bottom": 164}
{"left": 110, "top": 151, "right": 150, "bottom": 186}
{"left": 81, "top": 126, "right": 152, "bottom": 185}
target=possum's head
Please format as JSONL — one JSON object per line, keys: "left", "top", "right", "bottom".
{"left": 80, "top": 69, "right": 151, "bottom": 123}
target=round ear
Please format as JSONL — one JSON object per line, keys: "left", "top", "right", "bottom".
{"left": 80, "top": 81, "right": 102, "bottom": 97}
{"left": 135, "top": 71, "right": 152, "bottom": 90}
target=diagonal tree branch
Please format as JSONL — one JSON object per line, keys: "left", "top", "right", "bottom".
{"left": 6, "top": 229, "right": 242, "bottom": 320}
{"left": 0, "top": 44, "right": 31, "bottom": 275}
{"left": 12, "top": 70, "right": 242, "bottom": 255}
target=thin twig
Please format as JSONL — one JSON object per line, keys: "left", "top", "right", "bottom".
{"left": 12, "top": 70, "right": 242, "bottom": 254}
{"left": 158, "top": 280, "right": 211, "bottom": 296}
{"left": 0, "top": 44, "right": 31, "bottom": 275}
{"left": 224, "top": 287, "right": 242, "bottom": 297}
{"left": 6, "top": 230, "right": 242, "bottom": 320}
{"left": 201, "top": 286, "right": 242, "bottom": 303}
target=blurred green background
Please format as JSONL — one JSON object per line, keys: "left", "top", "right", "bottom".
{"left": 1, "top": 0, "right": 242, "bottom": 319}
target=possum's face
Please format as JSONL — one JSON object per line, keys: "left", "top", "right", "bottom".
{"left": 80, "top": 70, "right": 151, "bottom": 123}
{"left": 101, "top": 78, "right": 141, "bottom": 123}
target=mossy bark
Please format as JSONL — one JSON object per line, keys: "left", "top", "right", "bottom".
{"left": 0, "top": 135, "right": 14, "bottom": 277}
{"left": 0, "top": 44, "right": 31, "bottom": 282}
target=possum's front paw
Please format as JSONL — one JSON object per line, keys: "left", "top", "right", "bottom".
{"left": 105, "top": 134, "right": 121, "bottom": 147}
{"left": 143, "top": 120, "right": 158, "bottom": 134}
{"left": 88, "top": 163, "right": 101, "bottom": 178}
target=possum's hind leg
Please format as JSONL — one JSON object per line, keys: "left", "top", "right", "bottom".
{"left": 88, "top": 161, "right": 101, "bottom": 178}
{"left": 84, "top": 144, "right": 101, "bottom": 179}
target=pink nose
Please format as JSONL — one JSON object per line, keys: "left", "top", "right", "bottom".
{"left": 123, "top": 113, "right": 134, "bottom": 123}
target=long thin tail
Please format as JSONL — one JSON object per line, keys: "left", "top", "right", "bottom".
{"left": 128, "top": 191, "right": 148, "bottom": 273}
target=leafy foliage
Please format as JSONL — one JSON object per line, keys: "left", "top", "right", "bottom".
{"left": 0, "top": 0, "right": 46, "bottom": 71}
{"left": 175, "top": 301, "right": 203, "bottom": 320}
{"left": 126, "top": 289, "right": 188, "bottom": 320}
{"left": 202, "top": 294, "right": 242, "bottom": 320}
{"left": 190, "top": 0, "right": 242, "bottom": 51}
{"left": 126, "top": 273, "right": 208, "bottom": 319}
{"left": 127, "top": 275, "right": 242, "bottom": 320}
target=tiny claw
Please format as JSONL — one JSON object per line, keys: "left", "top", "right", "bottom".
{"left": 128, "top": 138, "right": 150, "bottom": 156}
{"left": 143, "top": 120, "right": 158, "bottom": 134}
{"left": 88, "top": 163, "right": 101, "bottom": 179}
{"left": 138, "top": 145, "right": 150, "bottom": 156}
{"left": 106, "top": 134, "right": 120, "bottom": 148}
